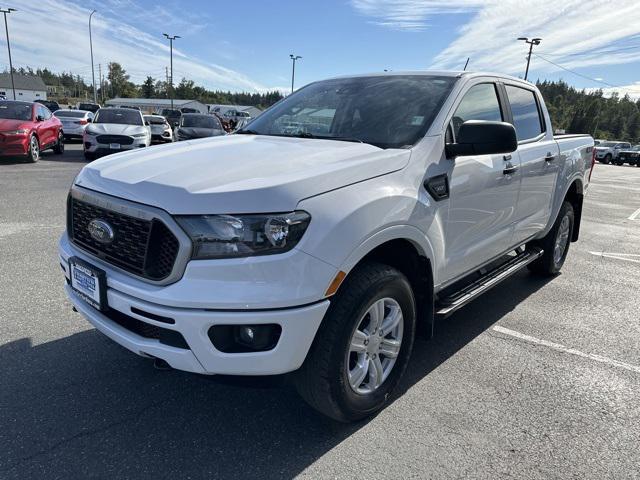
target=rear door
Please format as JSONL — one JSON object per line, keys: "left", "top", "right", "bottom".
{"left": 504, "top": 84, "right": 560, "bottom": 245}
{"left": 443, "top": 81, "right": 521, "bottom": 283}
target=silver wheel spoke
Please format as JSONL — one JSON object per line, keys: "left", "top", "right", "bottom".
{"left": 380, "top": 305, "right": 402, "bottom": 335}
{"left": 350, "top": 329, "right": 368, "bottom": 353}
{"left": 367, "top": 299, "right": 385, "bottom": 333}
{"left": 349, "top": 358, "right": 369, "bottom": 389}
{"left": 369, "top": 356, "right": 384, "bottom": 387}
{"left": 379, "top": 338, "right": 401, "bottom": 358}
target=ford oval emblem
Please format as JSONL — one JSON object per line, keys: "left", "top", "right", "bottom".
{"left": 88, "top": 219, "right": 115, "bottom": 244}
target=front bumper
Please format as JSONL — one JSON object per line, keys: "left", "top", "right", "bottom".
{"left": 59, "top": 234, "right": 333, "bottom": 375}
{"left": 83, "top": 135, "right": 149, "bottom": 153}
{"left": 0, "top": 134, "right": 29, "bottom": 156}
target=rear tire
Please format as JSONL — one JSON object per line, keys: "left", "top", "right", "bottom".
{"left": 53, "top": 132, "right": 64, "bottom": 154}
{"left": 528, "top": 201, "right": 574, "bottom": 276}
{"left": 603, "top": 153, "right": 612, "bottom": 164}
{"left": 295, "top": 262, "right": 416, "bottom": 422}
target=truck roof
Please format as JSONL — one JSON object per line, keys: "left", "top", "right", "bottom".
{"left": 326, "top": 70, "right": 533, "bottom": 85}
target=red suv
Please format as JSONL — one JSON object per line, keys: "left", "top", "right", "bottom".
{"left": 0, "top": 100, "right": 64, "bottom": 162}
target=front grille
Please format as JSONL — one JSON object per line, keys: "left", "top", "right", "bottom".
{"left": 104, "top": 308, "right": 189, "bottom": 349}
{"left": 96, "top": 134, "right": 134, "bottom": 145}
{"left": 69, "top": 197, "right": 180, "bottom": 281}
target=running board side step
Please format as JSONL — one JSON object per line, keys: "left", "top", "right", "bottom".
{"left": 435, "top": 247, "right": 544, "bottom": 318}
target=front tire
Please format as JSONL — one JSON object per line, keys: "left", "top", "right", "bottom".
{"left": 603, "top": 153, "right": 612, "bottom": 164}
{"left": 528, "top": 201, "right": 574, "bottom": 276}
{"left": 25, "top": 135, "right": 40, "bottom": 163}
{"left": 295, "top": 262, "right": 416, "bottom": 422}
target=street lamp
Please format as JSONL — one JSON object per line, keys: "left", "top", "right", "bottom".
{"left": 517, "top": 37, "right": 541, "bottom": 81}
{"left": 0, "top": 7, "right": 16, "bottom": 100}
{"left": 289, "top": 54, "right": 301, "bottom": 94}
{"left": 163, "top": 33, "right": 180, "bottom": 110}
{"left": 89, "top": 10, "right": 97, "bottom": 104}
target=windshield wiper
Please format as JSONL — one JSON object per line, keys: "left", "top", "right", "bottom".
{"left": 283, "top": 132, "right": 365, "bottom": 144}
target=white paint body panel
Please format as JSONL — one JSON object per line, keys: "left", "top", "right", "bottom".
{"left": 60, "top": 71, "right": 593, "bottom": 375}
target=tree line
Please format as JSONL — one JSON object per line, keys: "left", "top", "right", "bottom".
{"left": 536, "top": 80, "right": 640, "bottom": 142}
{"left": 5, "top": 63, "right": 283, "bottom": 109}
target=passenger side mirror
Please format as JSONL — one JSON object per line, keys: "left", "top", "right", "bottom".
{"left": 446, "top": 121, "right": 517, "bottom": 158}
{"left": 86, "top": 118, "right": 92, "bottom": 123}
{"left": 35, "top": 115, "right": 45, "bottom": 122}
{"left": 145, "top": 120, "right": 150, "bottom": 126}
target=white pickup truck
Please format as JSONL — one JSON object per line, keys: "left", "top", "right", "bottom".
{"left": 59, "top": 72, "right": 594, "bottom": 421}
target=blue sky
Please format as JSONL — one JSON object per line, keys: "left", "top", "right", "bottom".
{"left": 2, "top": 0, "right": 640, "bottom": 98}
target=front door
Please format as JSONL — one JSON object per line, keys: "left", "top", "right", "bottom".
{"left": 443, "top": 81, "right": 521, "bottom": 283}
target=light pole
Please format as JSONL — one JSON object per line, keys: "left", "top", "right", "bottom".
{"left": 163, "top": 33, "right": 180, "bottom": 110}
{"left": 517, "top": 37, "right": 541, "bottom": 81}
{"left": 89, "top": 10, "right": 97, "bottom": 104}
{"left": 289, "top": 54, "right": 301, "bottom": 94}
{"left": 0, "top": 7, "right": 16, "bottom": 100}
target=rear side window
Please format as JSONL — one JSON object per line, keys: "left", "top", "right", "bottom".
{"left": 451, "top": 83, "right": 502, "bottom": 139}
{"left": 505, "top": 85, "right": 544, "bottom": 141}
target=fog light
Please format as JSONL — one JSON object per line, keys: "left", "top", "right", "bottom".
{"left": 239, "top": 326, "right": 255, "bottom": 344}
{"left": 208, "top": 324, "right": 282, "bottom": 353}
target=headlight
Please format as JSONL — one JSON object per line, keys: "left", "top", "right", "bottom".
{"left": 132, "top": 132, "right": 147, "bottom": 138}
{"left": 4, "top": 129, "right": 28, "bottom": 135}
{"left": 176, "top": 211, "right": 311, "bottom": 259}
{"left": 85, "top": 129, "right": 98, "bottom": 136}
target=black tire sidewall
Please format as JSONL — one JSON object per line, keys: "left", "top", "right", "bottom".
{"left": 552, "top": 203, "right": 574, "bottom": 272}
{"left": 27, "top": 135, "right": 39, "bottom": 163}
{"left": 329, "top": 272, "right": 416, "bottom": 419}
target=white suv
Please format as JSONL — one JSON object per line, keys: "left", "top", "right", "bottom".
{"left": 83, "top": 108, "right": 151, "bottom": 160}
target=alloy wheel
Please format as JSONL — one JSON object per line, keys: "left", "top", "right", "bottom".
{"left": 347, "top": 297, "right": 403, "bottom": 395}
{"left": 553, "top": 214, "right": 570, "bottom": 265}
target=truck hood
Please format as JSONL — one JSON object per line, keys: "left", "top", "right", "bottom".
{"left": 75, "top": 134, "right": 411, "bottom": 214}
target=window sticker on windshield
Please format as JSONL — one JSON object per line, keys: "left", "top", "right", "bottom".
{"left": 411, "top": 116, "right": 424, "bottom": 125}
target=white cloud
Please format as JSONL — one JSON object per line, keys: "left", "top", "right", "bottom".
{"left": 352, "top": 0, "right": 640, "bottom": 79}
{"left": 585, "top": 83, "right": 640, "bottom": 101}
{"left": 351, "top": 0, "right": 485, "bottom": 31}
{"left": 0, "top": 0, "right": 271, "bottom": 92}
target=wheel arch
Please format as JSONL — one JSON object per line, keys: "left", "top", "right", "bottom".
{"left": 564, "top": 179, "right": 584, "bottom": 242}
{"left": 337, "top": 229, "right": 436, "bottom": 339}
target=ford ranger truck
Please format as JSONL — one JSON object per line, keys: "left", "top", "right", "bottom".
{"left": 59, "top": 72, "right": 594, "bottom": 422}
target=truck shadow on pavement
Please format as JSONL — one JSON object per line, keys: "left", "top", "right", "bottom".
{"left": 0, "top": 270, "right": 553, "bottom": 479}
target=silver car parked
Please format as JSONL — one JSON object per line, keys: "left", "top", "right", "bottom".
{"left": 54, "top": 109, "right": 94, "bottom": 140}
{"left": 83, "top": 108, "right": 151, "bottom": 160}
{"left": 144, "top": 115, "right": 174, "bottom": 143}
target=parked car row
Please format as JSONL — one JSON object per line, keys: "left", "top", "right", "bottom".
{"left": 594, "top": 141, "right": 640, "bottom": 166}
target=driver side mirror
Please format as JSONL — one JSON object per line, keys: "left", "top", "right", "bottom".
{"left": 446, "top": 120, "right": 517, "bottom": 158}
{"left": 145, "top": 120, "right": 150, "bottom": 126}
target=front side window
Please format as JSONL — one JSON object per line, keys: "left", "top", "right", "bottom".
{"left": 244, "top": 75, "right": 457, "bottom": 149}
{"left": 451, "top": 83, "right": 502, "bottom": 139}
{"left": 505, "top": 85, "right": 543, "bottom": 141}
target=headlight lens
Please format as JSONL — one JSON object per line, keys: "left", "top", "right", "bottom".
{"left": 85, "top": 129, "right": 98, "bottom": 136}
{"left": 176, "top": 211, "right": 311, "bottom": 259}
{"left": 4, "top": 129, "right": 28, "bottom": 135}
{"left": 132, "top": 132, "right": 147, "bottom": 138}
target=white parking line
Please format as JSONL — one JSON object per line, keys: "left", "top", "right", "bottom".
{"left": 628, "top": 207, "right": 640, "bottom": 220}
{"left": 589, "top": 251, "right": 640, "bottom": 264}
{"left": 492, "top": 326, "right": 640, "bottom": 374}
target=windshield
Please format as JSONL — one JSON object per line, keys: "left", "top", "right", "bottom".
{"left": 55, "top": 111, "right": 86, "bottom": 118}
{"left": 599, "top": 142, "right": 618, "bottom": 147}
{"left": 0, "top": 102, "right": 32, "bottom": 121}
{"left": 244, "top": 75, "right": 456, "bottom": 149}
{"left": 633, "top": 146, "right": 640, "bottom": 151}
{"left": 181, "top": 115, "right": 221, "bottom": 129}
{"left": 162, "top": 109, "right": 181, "bottom": 116}
{"left": 145, "top": 116, "right": 166, "bottom": 125}
{"left": 94, "top": 109, "right": 143, "bottom": 125}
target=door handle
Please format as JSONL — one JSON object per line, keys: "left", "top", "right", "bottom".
{"left": 544, "top": 152, "right": 556, "bottom": 162}
{"left": 503, "top": 164, "right": 518, "bottom": 175}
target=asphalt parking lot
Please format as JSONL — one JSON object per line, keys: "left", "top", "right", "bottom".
{"left": 1, "top": 144, "right": 639, "bottom": 479}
